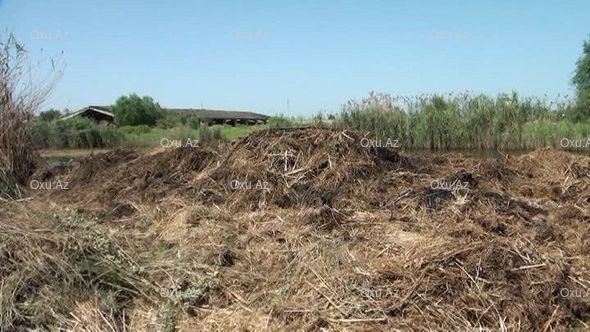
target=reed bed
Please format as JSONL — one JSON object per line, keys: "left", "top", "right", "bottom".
{"left": 336, "top": 91, "right": 583, "bottom": 151}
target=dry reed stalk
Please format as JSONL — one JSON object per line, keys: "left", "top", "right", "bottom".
{"left": 0, "top": 33, "right": 60, "bottom": 199}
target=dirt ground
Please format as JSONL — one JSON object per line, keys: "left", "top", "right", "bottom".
{"left": 2, "top": 128, "right": 590, "bottom": 331}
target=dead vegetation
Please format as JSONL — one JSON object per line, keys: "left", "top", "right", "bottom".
{"left": 0, "top": 204, "right": 155, "bottom": 330}
{"left": 0, "top": 34, "right": 59, "bottom": 200}
{"left": 2, "top": 128, "right": 590, "bottom": 330}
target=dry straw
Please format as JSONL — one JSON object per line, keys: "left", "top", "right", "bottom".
{"left": 22, "top": 127, "right": 590, "bottom": 330}
{"left": 0, "top": 33, "right": 60, "bottom": 199}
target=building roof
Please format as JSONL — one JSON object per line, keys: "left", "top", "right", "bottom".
{"left": 60, "top": 106, "right": 114, "bottom": 121}
{"left": 61, "top": 106, "right": 269, "bottom": 122}
{"left": 167, "top": 108, "right": 270, "bottom": 121}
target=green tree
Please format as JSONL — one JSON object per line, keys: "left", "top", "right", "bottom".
{"left": 572, "top": 37, "right": 590, "bottom": 121}
{"left": 112, "top": 94, "right": 163, "bottom": 126}
{"left": 39, "top": 108, "right": 62, "bottom": 121}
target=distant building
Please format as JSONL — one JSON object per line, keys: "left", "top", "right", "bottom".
{"left": 60, "top": 106, "right": 114, "bottom": 125}
{"left": 60, "top": 106, "right": 269, "bottom": 126}
{"left": 167, "top": 108, "right": 269, "bottom": 125}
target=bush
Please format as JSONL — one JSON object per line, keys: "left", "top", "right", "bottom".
{"left": 156, "top": 113, "right": 180, "bottom": 129}
{"left": 268, "top": 114, "right": 303, "bottom": 128}
{"left": 112, "top": 94, "right": 164, "bottom": 127}
{"left": 119, "top": 125, "right": 152, "bottom": 135}
{"left": 56, "top": 116, "right": 94, "bottom": 130}
{"left": 198, "top": 123, "right": 222, "bottom": 142}
{"left": 28, "top": 118, "right": 124, "bottom": 149}
{"left": 568, "top": 91, "right": 590, "bottom": 122}
{"left": 187, "top": 116, "right": 202, "bottom": 130}
{"left": 28, "top": 121, "right": 52, "bottom": 148}
{"left": 38, "top": 108, "right": 62, "bottom": 122}
{"left": 572, "top": 37, "right": 590, "bottom": 120}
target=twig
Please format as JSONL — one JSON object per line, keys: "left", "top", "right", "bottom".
{"left": 329, "top": 317, "right": 387, "bottom": 323}
{"left": 510, "top": 263, "right": 546, "bottom": 272}
{"left": 541, "top": 305, "right": 560, "bottom": 332}
{"left": 305, "top": 280, "right": 347, "bottom": 316}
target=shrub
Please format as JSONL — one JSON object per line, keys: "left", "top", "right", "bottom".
{"left": 268, "top": 114, "right": 302, "bottom": 128}
{"left": 156, "top": 113, "right": 180, "bottom": 129}
{"left": 569, "top": 91, "right": 590, "bottom": 122}
{"left": 28, "top": 121, "right": 52, "bottom": 148}
{"left": 55, "top": 116, "right": 94, "bottom": 130}
{"left": 198, "top": 123, "right": 222, "bottom": 142}
{"left": 572, "top": 37, "right": 590, "bottom": 120}
{"left": 38, "top": 108, "right": 62, "bottom": 122}
{"left": 119, "top": 125, "right": 152, "bottom": 135}
{"left": 187, "top": 116, "right": 202, "bottom": 130}
{"left": 112, "top": 94, "right": 164, "bottom": 127}
{"left": 28, "top": 118, "right": 124, "bottom": 149}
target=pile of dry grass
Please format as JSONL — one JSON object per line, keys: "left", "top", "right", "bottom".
{"left": 121, "top": 200, "right": 589, "bottom": 330}
{"left": 203, "top": 128, "right": 413, "bottom": 210}
{"left": 48, "top": 128, "right": 414, "bottom": 212}
{"left": 0, "top": 203, "right": 158, "bottom": 330}
{"left": 24, "top": 128, "right": 590, "bottom": 330}
{"left": 41, "top": 146, "right": 220, "bottom": 208}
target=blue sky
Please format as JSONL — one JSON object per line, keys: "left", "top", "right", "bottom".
{"left": 0, "top": 0, "right": 589, "bottom": 116}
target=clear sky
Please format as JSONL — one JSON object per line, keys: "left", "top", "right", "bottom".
{"left": 1, "top": 0, "right": 589, "bottom": 116}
